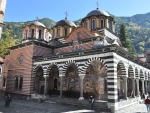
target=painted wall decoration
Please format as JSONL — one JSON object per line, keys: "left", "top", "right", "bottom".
{"left": 84, "top": 60, "right": 107, "bottom": 100}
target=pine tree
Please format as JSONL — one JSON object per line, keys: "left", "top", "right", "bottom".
{"left": 119, "top": 23, "right": 135, "bottom": 54}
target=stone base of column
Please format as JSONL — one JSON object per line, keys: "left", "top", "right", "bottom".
{"left": 58, "top": 95, "right": 62, "bottom": 98}
{"left": 79, "top": 97, "right": 84, "bottom": 100}
{"left": 124, "top": 97, "right": 128, "bottom": 100}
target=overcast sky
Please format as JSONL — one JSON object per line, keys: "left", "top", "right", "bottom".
{"left": 4, "top": 0, "right": 150, "bottom": 22}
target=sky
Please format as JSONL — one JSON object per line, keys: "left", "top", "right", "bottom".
{"left": 4, "top": 0, "right": 150, "bottom": 22}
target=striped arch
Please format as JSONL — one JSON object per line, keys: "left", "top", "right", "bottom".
{"left": 140, "top": 69, "right": 144, "bottom": 80}
{"left": 117, "top": 60, "right": 126, "bottom": 77}
{"left": 128, "top": 65, "right": 134, "bottom": 78}
{"left": 47, "top": 63, "right": 60, "bottom": 76}
{"left": 81, "top": 57, "right": 106, "bottom": 75}
{"left": 62, "top": 60, "right": 79, "bottom": 75}
{"left": 32, "top": 64, "right": 43, "bottom": 77}
{"left": 135, "top": 67, "right": 139, "bottom": 79}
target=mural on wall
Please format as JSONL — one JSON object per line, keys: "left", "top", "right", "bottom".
{"left": 49, "top": 65, "right": 60, "bottom": 90}
{"left": 63, "top": 63, "right": 80, "bottom": 91}
{"left": 84, "top": 60, "right": 107, "bottom": 100}
{"left": 34, "top": 66, "right": 43, "bottom": 94}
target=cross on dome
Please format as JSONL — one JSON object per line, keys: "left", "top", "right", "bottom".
{"left": 64, "top": 11, "right": 69, "bottom": 19}
{"left": 36, "top": 16, "right": 39, "bottom": 21}
{"left": 96, "top": 1, "right": 99, "bottom": 9}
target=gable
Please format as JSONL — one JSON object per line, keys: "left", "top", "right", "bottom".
{"left": 65, "top": 26, "right": 102, "bottom": 43}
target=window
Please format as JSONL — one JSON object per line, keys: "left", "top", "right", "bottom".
{"left": 108, "top": 20, "right": 111, "bottom": 29}
{"left": 39, "top": 30, "right": 42, "bottom": 39}
{"left": 64, "top": 28, "right": 68, "bottom": 37}
{"left": 25, "top": 30, "right": 28, "bottom": 38}
{"left": 57, "top": 28, "right": 60, "bottom": 37}
{"left": 31, "top": 29, "right": 34, "bottom": 38}
{"left": 100, "top": 18, "right": 104, "bottom": 28}
{"left": 15, "top": 76, "right": 23, "bottom": 90}
{"left": 18, "top": 55, "right": 24, "bottom": 64}
{"left": 19, "top": 76, "right": 23, "bottom": 90}
{"left": 15, "top": 77, "right": 18, "bottom": 89}
{"left": 91, "top": 19, "right": 96, "bottom": 30}
{"left": 3, "top": 77, "right": 6, "bottom": 87}
{"left": 85, "top": 20, "right": 88, "bottom": 28}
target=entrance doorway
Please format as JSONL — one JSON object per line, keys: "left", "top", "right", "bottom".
{"left": 40, "top": 85, "right": 44, "bottom": 94}
{"left": 54, "top": 78, "right": 57, "bottom": 90}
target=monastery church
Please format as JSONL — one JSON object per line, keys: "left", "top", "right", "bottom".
{"left": 0, "top": 1, "right": 150, "bottom": 112}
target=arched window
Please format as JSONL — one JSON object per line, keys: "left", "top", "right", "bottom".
{"left": 108, "top": 20, "right": 111, "bottom": 29}
{"left": 85, "top": 20, "right": 88, "bottom": 28}
{"left": 15, "top": 77, "right": 18, "bottom": 89}
{"left": 91, "top": 19, "right": 96, "bottom": 30}
{"left": 3, "top": 77, "right": 6, "bottom": 87}
{"left": 39, "top": 30, "right": 42, "bottom": 39}
{"left": 25, "top": 30, "right": 28, "bottom": 38}
{"left": 31, "top": 29, "right": 34, "bottom": 38}
{"left": 64, "top": 27, "right": 68, "bottom": 37}
{"left": 14, "top": 76, "right": 23, "bottom": 90}
{"left": 57, "top": 28, "right": 60, "bottom": 37}
{"left": 100, "top": 18, "right": 104, "bottom": 28}
{"left": 19, "top": 76, "right": 23, "bottom": 90}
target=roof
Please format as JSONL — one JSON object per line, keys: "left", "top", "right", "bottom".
{"left": 30, "top": 21, "right": 45, "bottom": 27}
{"left": 48, "top": 39, "right": 62, "bottom": 46}
{"left": 86, "top": 8, "right": 110, "bottom": 18}
{"left": 55, "top": 19, "right": 76, "bottom": 27}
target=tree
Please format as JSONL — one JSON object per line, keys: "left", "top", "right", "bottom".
{"left": 119, "top": 23, "right": 135, "bottom": 54}
{"left": 0, "top": 30, "right": 17, "bottom": 58}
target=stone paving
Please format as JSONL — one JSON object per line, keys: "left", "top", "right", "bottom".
{"left": 0, "top": 95, "right": 149, "bottom": 113}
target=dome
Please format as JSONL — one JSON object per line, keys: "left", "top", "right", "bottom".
{"left": 55, "top": 19, "right": 76, "bottom": 27}
{"left": 30, "top": 21, "right": 45, "bottom": 27}
{"left": 86, "top": 8, "right": 110, "bottom": 18}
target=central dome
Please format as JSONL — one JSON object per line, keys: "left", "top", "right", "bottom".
{"left": 55, "top": 19, "right": 76, "bottom": 27}
{"left": 31, "top": 21, "right": 45, "bottom": 27}
{"left": 86, "top": 8, "right": 110, "bottom": 18}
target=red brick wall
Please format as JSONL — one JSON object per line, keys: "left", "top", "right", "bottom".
{"left": 1, "top": 44, "right": 52, "bottom": 95}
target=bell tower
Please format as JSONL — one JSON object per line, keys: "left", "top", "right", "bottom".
{"left": 0, "top": 0, "right": 6, "bottom": 38}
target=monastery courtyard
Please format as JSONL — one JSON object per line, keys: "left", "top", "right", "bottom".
{"left": 0, "top": 94, "right": 148, "bottom": 113}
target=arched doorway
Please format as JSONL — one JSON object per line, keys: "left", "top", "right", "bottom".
{"left": 34, "top": 66, "right": 44, "bottom": 94}
{"left": 48, "top": 65, "right": 60, "bottom": 95}
{"left": 117, "top": 63, "right": 124, "bottom": 99}
{"left": 63, "top": 63, "right": 80, "bottom": 98}
{"left": 127, "top": 66, "right": 133, "bottom": 97}
{"left": 40, "top": 85, "right": 44, "bottom": 94}
{"left": 84, "top": 60, "right": 107, "bottom": 100}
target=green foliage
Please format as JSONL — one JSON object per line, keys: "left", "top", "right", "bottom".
{"left": 119, "top": 24, "right": 134, "bottom": 54}
{"left": 0, "top": 30, "right": 17, "bottom": 58}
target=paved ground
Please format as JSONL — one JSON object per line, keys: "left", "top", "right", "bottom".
{"left": 0, "top": 95, "right": 149, "bottom": 113}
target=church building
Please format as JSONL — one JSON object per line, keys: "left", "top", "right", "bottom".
{"left": 0, "top": 4, "right": 150, "bottom": 112}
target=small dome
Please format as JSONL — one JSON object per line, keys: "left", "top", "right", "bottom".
{"left": 86, "top": 8, "right": 110, "bottom": 18}
{"left": 55, "top": 19, "right": 76, "bottom": 27}
{"left": 30, "top": 21, "right": 45, "bottom": 27}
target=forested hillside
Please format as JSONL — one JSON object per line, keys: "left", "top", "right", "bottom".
{"left": 2, "top": 13, "right": 150, "bottom": 54}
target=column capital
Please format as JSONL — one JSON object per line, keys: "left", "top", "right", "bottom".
{"left": 79, "top": 75, "right": 85, "bottom": 79}
{"left": 44, "top": 75, "right": 49, "bottom": 78}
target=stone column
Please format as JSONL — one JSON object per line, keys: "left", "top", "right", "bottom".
{"left": 79, "top": 75, "right": 84, "bottom": 100}
{"left": 44, "top": 76, "right": 48, "bottom": 95}
{"left": 131, "top": 78, "right": 135, "bottom": 97}
{"left": 145, "top": 80, "right": 148, "bottom": 94}
{"left": 142, "top": 80, "right": 145, "bottom": 94}
{"left": 123, "top": 77, "right": 127, "bottom": 99}
{"left": 136, "top": 79, "right": 140, "bottom": 96}
{"left": 59, "top": 76, "right": 64, "bottom": 98}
